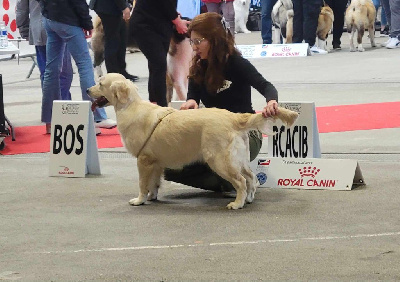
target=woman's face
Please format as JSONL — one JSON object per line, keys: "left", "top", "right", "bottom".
{"left": 190, "top": 31, "right": 210, "bottom": 60}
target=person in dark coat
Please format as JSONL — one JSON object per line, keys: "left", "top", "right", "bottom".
{"left": 89, "top": 0, "right": 138, "bottom": 81}
{"left": 130, "top": 0, "right": 189, "bottom": 106}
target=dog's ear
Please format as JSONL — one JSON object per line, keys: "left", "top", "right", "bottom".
{"left": 110, "top": 81, "right": 130, "bottom": 104}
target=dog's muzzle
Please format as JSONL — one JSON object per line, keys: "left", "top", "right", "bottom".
{"left": 91, "top": 96, "right": 109, "bottom": 111}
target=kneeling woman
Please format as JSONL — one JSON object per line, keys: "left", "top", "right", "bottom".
{"left": 164, "top": 12, "right": 280, "bottom": 191}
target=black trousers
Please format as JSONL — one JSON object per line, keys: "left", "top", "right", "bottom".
{"left": 133, "top": 26, "right": 170, "bottom": 107}
{"left": 292, "top": 0, "right": 323, "bottom": 46}
{"left": 325, "top": 0, "right": 348, "bottom": 46}
{"left": 96, "top": 13, "right": 127, "bottom": 74}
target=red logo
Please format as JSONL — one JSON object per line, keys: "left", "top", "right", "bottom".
{"left": 299, "top": 166, "right": 320, "bottom": 178}
{"left": 282, "top": 46, "right": 291, "bottom": 52}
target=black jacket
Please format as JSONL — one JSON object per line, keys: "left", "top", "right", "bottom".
{"left": 188, "top": 54, "right": 279, "bottom": 114}
{"left": 131, "top": 0, "right": 178, "bottom": 41}
{"left": 89, "top": 0, "right": 129, "bottom": 16}
{"left": 38, "top": 0, "right": 93, "bottom": 30}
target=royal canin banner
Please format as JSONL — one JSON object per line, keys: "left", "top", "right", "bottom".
{"left": 237, "top": 43, "right": 309, "bottom": 59}
{"left": 250, "top": 157, "right": 364, "bottom": 190}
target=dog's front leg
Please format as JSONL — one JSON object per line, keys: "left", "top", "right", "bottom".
{"left": 129, "top": 156, "right": 155, "bottom": 206}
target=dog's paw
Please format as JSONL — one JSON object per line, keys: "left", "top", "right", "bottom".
{"left": 244, "top": 29, "right": 251, "bottom": 34}
{"left": 227, "top": 201, "right": 244, "bottom": 210}
{"left": 371, "top": 43, "right": 377, "bottom": 47}
{"left": 129, "top": 197, "right": 146, "bottom": 206}
{"left": 358, "top": 46, "right": 365, "bottom": 52}
{"left": 350, "top": 47, "right": 357, "bottom": 52}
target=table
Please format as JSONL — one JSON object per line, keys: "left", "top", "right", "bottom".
{"left": 0, "top": 42, "right": 19, "bottom": 150}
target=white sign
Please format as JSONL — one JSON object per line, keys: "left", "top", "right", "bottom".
{"left": 236, "top": 43, "right": 309, "bottom": 59}
{"left": 268, "top": 102, "right": 321, "bottom": 159}
{"left": 250, "top": 157, "right": 365, "bottom": 190}
{"left": 49, "top": 101, "right": 100, "bottom": 178}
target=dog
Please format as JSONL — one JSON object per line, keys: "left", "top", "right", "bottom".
{"left": 166, "top": 28, "right": 192, "bottom": 102}
{"left": 345, "top": 0, "right": 376, "bottom": 52}
{"left": 234, "top": 0, "right": 252, "bottom": 34}
{"left": 91, "top": 16, "right": 191, "bottom": 102}
{"left": 88, "top": 73, "right": 299, "bottom": 209}
{"left": 316, "top": 5, "right": 334, "bottom": 51}
{"left": 271, "top": 0, "right": 294, "bottom": 43}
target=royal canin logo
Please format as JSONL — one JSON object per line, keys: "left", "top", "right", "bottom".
{"left": 278, "top": 166, "right": 336, "bottom": 188}
{"left": 299, "top": 166, "right": 320, "bottom": 178}
{"left": 282, "top": 46, "right": 291, "bottom": 52}
{"left": 58, "top": 166, "right": 74, "bottom": 175}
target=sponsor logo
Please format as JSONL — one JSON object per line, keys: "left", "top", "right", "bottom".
{"left": 258, "top": 159, "right": 271, "bottom": 166}
{"left": 282, "top": 46, "right": 291, "bottom": 52}
{"left": 299, "top": 166, "right": 320, "bottom": 178}
{"left": 61, "top": 103, "right": 80, "bottom": 115}
{"left": 277, "top": 166, "right": 337, "bottom": 188}
{"left": 58, "top": 166, "right": 75, "bottom": 175}
{"left": 260, "top": 51, "right": 267, "bottom": 57}
{"left": 256, "top": 172, "right": 267, "bottom": 185}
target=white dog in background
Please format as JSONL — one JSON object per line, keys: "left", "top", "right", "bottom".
{"left": 234, "top": 0, "right": 252, "bottom": 33}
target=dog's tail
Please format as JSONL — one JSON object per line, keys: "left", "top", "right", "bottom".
{"left": 236, "top": 107, "right": 298, "bottom": 135}
{"left": 280, "top": 0, "right": 293, "bottom": 10}
{"left": 93, "top": 16, "right": 102, "bottom": 30}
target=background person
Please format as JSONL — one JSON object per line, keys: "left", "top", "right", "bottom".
{"left": 201, "top": 0, "right": 235, "bottom": 36}
{"left": 89, "top": 0, "right": 138, "bottom": 82}
{"left": 38, "top": 0, "right": 116, "bottom": 133}
{"left": 16, "top": 0, "right": 73, "bottom": 134}
{"left": 130, "top": 0, "right": 189, "bottom": 107}
{"left": 164, "top": 12, "right": 279, "bottom": 192}
{"left": 260, "top": 0, "right": 278, "bottom": 44}
{"left": 292, "top": 0, "right": 327, "bottom": 54}
{"left": 325, "top": 0, "right": 348, "bottom": 50}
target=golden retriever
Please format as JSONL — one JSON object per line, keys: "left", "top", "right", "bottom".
{"left": 88, "top": 73, "right": 298, "bottom": 209}
{"left": 345, "top": 0, "right": 376, "bottom": 52}
{"left": 316, "top": 5, "right": 334, "bottom": 51}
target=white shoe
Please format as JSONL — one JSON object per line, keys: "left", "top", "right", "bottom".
{"left": 310, "top": 45, "right": 328, "bottom": 55}
{"left": 386, "top": 37, "right": 400, "bottom": 49}
{"left": 381, "top": 38, "right": 392, "bottom": 47}
{"left": 95, "top": 118, "right": 117, "bottom": 129}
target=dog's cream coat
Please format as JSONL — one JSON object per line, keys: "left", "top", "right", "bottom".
{"left": 345, "top": 0, "right": 376, "bottom": 52}
{"left": 88, "top": 73, "right": 298, "bottom": 209}
{"left": 271, "top": 0, "right": 294, "bottom": 43}
{"left": 234, "top": 0, "right": 252, "bottom": 34}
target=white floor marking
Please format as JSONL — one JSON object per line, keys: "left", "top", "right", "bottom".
{"left": 36, "top": 231, "right": 400, "bottom": 255}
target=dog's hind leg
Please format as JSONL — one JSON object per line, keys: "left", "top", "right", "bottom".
{"left": 129, "top": 156, "right": 158, "bottom": 206}
{"left": 206, "top": 155, "right": 248, "bottom": 210}
{"left": 242, "top": 165, "right": 256, "bottom": 204}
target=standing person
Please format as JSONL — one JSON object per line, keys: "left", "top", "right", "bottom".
{"left": 325, "top": 0, "right": 348, "bottom": 50}
{"left": 164, "top": 12, "right": 279, "bottom": 192}
{"left": 89, "top": 0, "right": 138, "bottom": 82}
{"left": 383, "top": 0, "right": 400, "bottom": 48}
{"left": 202, "top": 0, "right": 235, "bottom": 35}
{"left": 16, "top": 0, "right": 73, "bottom": 103}
{"left": 260, "top": 0, "right": 278, "bottom": 44}
{"left": 130, "top": 0, "right": 189, "bottom": 107}
{"left": 292, "top": 0, "right": 327, "bottom": 54}
{"left": 38, "top": 0, "right": 116, "bottom": 134}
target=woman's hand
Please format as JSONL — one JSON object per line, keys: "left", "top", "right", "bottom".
{"left": 123, "top": 7, "right": 131, "bottom": 22}
{"left": 262, "top": 100, "right": 279, "bottom": 118}
{"left": 172, "top": 15, "right": 189, "bottom": 34}
{"left": 180, "top": 99, "right": 199, "bottom": 110}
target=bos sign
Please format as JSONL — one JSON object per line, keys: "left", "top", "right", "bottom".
{"left": 49, "top": 101, "right": 100, "bottom": 177}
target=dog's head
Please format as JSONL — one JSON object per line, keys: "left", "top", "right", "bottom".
{"left": 88, "top": 73, "right": 139, "bottom": 111}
